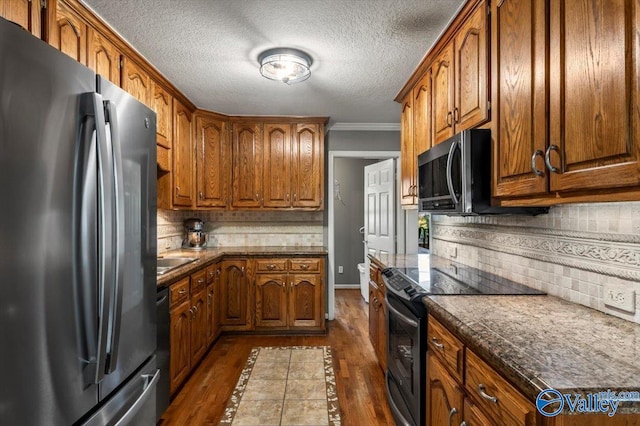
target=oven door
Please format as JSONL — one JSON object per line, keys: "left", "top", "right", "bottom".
{"left": 386, "top": 292, "right": 426, "bottom": 426}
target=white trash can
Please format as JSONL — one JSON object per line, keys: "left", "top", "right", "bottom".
{"left": 357, "top": 263, "right": 369, "bottom": 303}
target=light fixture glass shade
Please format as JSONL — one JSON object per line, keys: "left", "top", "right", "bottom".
{"left": 259, "top": 48, "right": 312, "bottom": 85}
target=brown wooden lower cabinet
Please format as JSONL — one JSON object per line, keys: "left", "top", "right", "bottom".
{"left": 219, "top": 258, "right": 250, "bottom": 329}
{"left": 426, "top": 352, "right": 464, "bottom": 426}
{"left": 254, "top": 257, "right": 325, "bottom": 331}
{"left": 169, "top": 282, "right": 191, "bottom": 395}
{"left": 368, "top": 263, "right": 387, "bottom": 372}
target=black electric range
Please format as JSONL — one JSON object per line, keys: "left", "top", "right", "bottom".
{"left": 382, "top": 257, "right": 545, "bottom": 426}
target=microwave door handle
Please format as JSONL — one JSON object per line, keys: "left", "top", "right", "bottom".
{"left": 445, "top": 140, "right": 460, "bottom": 205}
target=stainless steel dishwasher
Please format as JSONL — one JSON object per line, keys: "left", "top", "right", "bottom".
{"left": 156, "top": 288, "right": 170, "bottom": 419}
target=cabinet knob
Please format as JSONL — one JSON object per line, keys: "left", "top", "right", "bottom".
{"left": 531, "top": 150, "right": 545, "bottom": 177}
{"left": 544, "top": 145, "right": 561, "bottom": 174}
{"left": 199, "top": 191, "right": 204, "bottom": 199}
{"left": 267, "top": 264, "right": 276, "bottom": 270}
{"left": 300, "top": 264, "right": 309, "bottom": 270}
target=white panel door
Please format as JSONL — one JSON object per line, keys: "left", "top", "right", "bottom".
{"left": 364, "top": 159, "right": 396, "bottom": 260}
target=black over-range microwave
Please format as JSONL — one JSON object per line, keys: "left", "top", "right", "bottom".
{"left": 417, "top": 129, "right": 548, "bottom": 215}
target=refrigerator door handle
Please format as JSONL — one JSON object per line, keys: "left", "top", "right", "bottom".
{"left": 114, "top": 369, "right": 160, "bottom": 426}
{"left": 90, "top": 92, "right": 116, "bottom": 384}
{"left": 104, "top": 100, "right": 125, "bottom": 374}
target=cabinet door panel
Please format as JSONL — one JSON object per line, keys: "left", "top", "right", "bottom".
{"left": 263, "top": 123, "right": 291, "bottom": 207}
{"left": 549, "top": 0, "right": 640, "bottom": 191}
{"left": 291, "top": 123, "right": 323, "bottom": 208}
{"left": 152, "top": 82, "right": 173, "bottom": 149}
{"left": 232, "top": 123, "right": 263, "bottom": 208}
{"left": 289, "top": 274, "right": 323, "bottom": 328}
{"left": 400, "top": 97, "right": 416, "bottom": 205}
{"left": 492, "top": 0, "right": 548, "bottom": 197}
{"left": 413, "top": 72, "right": 431, "bottom": 157}
{"left": 463, "top": 398, "right": 494, "bottom": 426}
{"left": 196, "top": 114, "right": 229, "bottom": 208}
{"left": 49, "top": 1, "right": 86, "bottom": 64}
{"left": 431, "top": 43, "right": 455, "bottom": 145}
{"left": 255, "top": 274, "right": 288, "bottom": 328}
{"left": 1, "top": 0, "right": 41, "bottom": 37}
{"left": 206, "top": 284, "right": 216, "bottom": 345}
{"left": 220, "top": 260, "right": 248, "bottom": 326}
{"left": 170, "top": 301, "right": 191, "bottom": 395}
{"left": 426, "top": 353, "right": 464, "bottom": 426}
{"left": 173, "top": 100, "right": 194, "bottom": 207}
{"left": 121, "top": 57, "right": 151, "bottom": 106}
{"left": 87, "top": 28, "right": 121, "bottom": 86}
{"left": 190, "top": 290, "right": 207, "bottom": 366}
{"left": 455, "top": 0, "right": 488, "bottom": 131}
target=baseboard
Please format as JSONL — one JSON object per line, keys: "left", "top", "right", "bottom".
{"left": 335, "top": 284, "right": 360, "bottom": 289}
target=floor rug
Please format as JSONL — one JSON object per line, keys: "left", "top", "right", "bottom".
{"left": 218, "top": 346, "right": 341, "bottom": 425}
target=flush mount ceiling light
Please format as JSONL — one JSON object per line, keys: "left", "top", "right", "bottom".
{"left": 258, "top": 48, "right": 312, "bottom": 85}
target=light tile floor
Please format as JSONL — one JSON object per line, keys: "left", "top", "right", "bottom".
{"left": 223, "top": 347, "right": 339, "bottom": 426}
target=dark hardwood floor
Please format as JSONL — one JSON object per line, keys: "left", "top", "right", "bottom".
{"left": 158, "top": 289, "right": 394, "bottom": 425}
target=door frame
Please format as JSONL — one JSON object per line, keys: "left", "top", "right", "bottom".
{"left": 327, "top": 150, "right": 402, "bottom": 320}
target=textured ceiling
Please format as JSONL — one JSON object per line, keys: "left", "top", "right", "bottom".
{"left": 82, "top": 0, "right": 465, "bottom": 127}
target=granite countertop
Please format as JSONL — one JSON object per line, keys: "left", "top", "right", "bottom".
{"left": 371, "top": 253, "right": 640, "bottom": 412}
{"left": 157, "top": 246, "right": 327, "bottom": 288}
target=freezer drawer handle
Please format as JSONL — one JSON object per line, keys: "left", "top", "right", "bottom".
{"left": 114, "top": 369, "right": 161, "bottom": 426}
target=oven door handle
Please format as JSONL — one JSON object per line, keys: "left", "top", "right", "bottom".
{"left": 387, "top": 302, "right": 418, "bottom": 328}
{"left": 445, "top": 139, "right": 460, "bottom": 205}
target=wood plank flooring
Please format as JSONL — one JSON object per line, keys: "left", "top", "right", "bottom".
{"left": 158, "top": 289, "right": 394, "bottom": 425}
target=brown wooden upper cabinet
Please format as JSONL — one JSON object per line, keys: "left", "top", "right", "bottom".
{"left": 173, "top": 99, "right": 194, "bottom": 207}
{"left": 291, "top": 123, "right": 323, "bottom": 209}
{"left": 431, "top": 0, "right": 488, "bottom": 146}
{"left": 232, "top": 122, "right": 263, "bottom": 208}
{"left": 87, "top": 27, "right": 121, "bottom": 86}
{"left": 152, "top": 81, "right": 173, "bottom": 149}
{"left": 0, "top": 0, "right": 42, "bottom": 37}
{"left": 401, "top": 72, "right": 432, "bottom": 207}
{"left": 493, "top": 0, "right": 640, "bottom": 199}
{"left": 263, "top": 123, "right": 292, "bottom": 208}
{"left": 121, "top": 57, "right": 151, "bottom": 107}
{"left": 195, "top": 112, "right": 229, "bottom": 208}
{"left": 400, "top": 92, "right": 416, "bottom": 206}
{"left": 49, "top": 1, "right": 87, "bottom": 64}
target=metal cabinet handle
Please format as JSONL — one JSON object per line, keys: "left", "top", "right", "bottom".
{"left": 453, "top": 107, "right": 460, "bottom": 124}
{"left": 199, "top": 191, "right": 203, "bottom": 199}
{"left": 446, "top": 111, "right": 453, "bottom": 127}
{"left": 175, "top": 186, "right": 180, "bottom": 196}
{"left": 192, "top": 305, "right": 198, "bottom": 315}
{"left": 197, "top": 278, "right": 204, "bottom": 285}
{"left": 448, "top": 407, "right": 458, "bottom": 426}
{"left": 282, "top": 282, "right": 287, "bottom": 291}
{"left": 241, "top": 266, "right": 245, "bottom": 274}
{"left": 431, "top": 337, "right": 445, "bottom": 349}
{"left": 300, "top": 264, "right": 309, "bottom": 270}
{"left": 461, "top": 422, "right": 467, "bottom": 426}
{"left": 255, "top": 193, "right": 259, "bottom": 201}
{"left": 286, "top": 193, "right": 290, "bottom": 201}
{"left": 217, "top": 269, "right": 221, "bottom": 276}
{"left": 531, "top": 150, "right": 545, "bottom": 176}
{"left": 267, "top": 264, "right": 276, "bottom": 270}
{"left": 290, "top": 282, "right": 294, "bottom": 292}
{"left": 544, "top": 145, "right": 561, "bottom": 173}
{"left": 178, "top": 289, "right": 187, "bottom": 295}
{"left": 293, "top": 193, "right": 297, "bottom": 201}
{"left": 477, "top": 384, "right": 498, "bottom": 403}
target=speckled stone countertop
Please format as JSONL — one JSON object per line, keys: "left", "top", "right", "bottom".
{"left": 371, "top": 253, "right": 640, "bottom": 412}
{"left": 157, "top": 246, "right": 327, "bottom": 288}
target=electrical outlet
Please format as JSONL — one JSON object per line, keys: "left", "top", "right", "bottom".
{"left": 604, "top": 285, "right": 636, "bottom": 313}
{"left": 338, "top": 265, "right": 344, "bottom": 274}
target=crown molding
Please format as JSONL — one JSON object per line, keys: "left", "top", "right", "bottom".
{"left": 329, "top": 122, "right": 400, "bottom": 132}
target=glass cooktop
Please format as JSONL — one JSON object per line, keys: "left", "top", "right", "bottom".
{"left": 391, "top": 256, "right": 545, "bottom": 296}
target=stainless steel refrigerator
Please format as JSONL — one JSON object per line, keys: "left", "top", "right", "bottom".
{"left": 0, "top": 18, "right": 158, "bottom": 425}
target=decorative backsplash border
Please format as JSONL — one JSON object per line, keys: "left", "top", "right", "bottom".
{"left": 433, "top": 224, "right": 640, "bottom": 281}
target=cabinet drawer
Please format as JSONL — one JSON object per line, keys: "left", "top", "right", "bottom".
{"left": 289, "top": 258, "right": 321, "bottom": 272}
{"left": 255, "top": 258, "right": 287, "bottom": 272}
{"left": 191, "top": 269, "right": 207, "bottom": 294}
{"left": 428, "top": 315, "right": 464, "bottom": 382}
{"left": 169, "top": 277, "right": 190, "bottom": 308}
{"left": 465, "top": 350, "right": 536, "bottom": 426}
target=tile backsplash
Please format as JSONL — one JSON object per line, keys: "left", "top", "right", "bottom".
{"left": 157, "top": 210, "right": 324, "bottom": 253}
{"left": 431, "top": 202, "right": 640, "bottom": 324}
